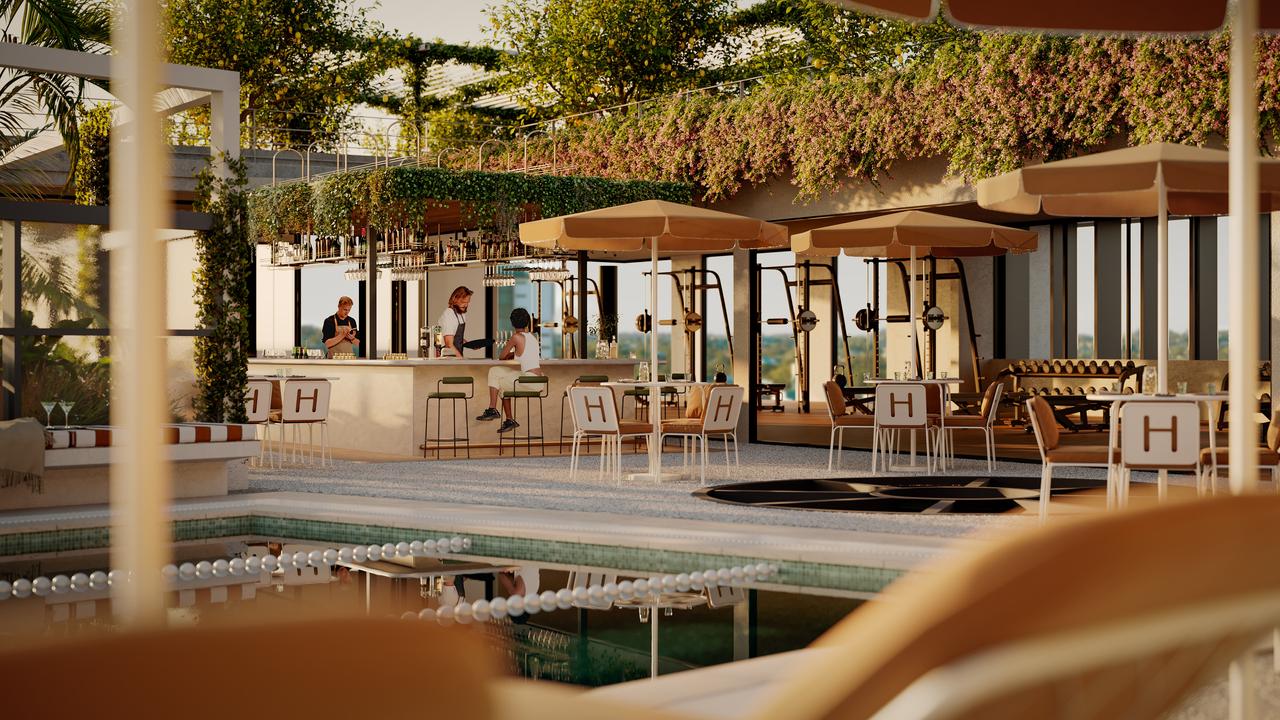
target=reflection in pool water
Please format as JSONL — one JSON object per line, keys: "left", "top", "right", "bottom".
{"left": 0, "top": 538, "right": 862, "bottom": 686}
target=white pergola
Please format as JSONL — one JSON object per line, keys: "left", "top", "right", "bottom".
{"left": 0, "top": 37, "right": 239, "bottom": 626}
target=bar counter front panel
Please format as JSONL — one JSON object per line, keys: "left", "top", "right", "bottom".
{"left": 248, "top": 358, "right": 642, "bottom": 456}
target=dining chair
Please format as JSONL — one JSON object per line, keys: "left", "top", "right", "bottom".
{"left": 1116, "top": 400, "right": 1202, "bottom": 508}
{"left": 1026, "top": 396, "right": 1116, "bottom": 524}
{"left": 824, "top": 380, "right": 874, "bottom": 471}
{"left": 244, "top": 378, "right": 274, "bottom": 468}
{"left": 1198, "top": 411, "right": 1280, "bottom": 494}
{"left": 278, "top": 379, "right": 332, "bottom": 467}
{"left": 939, "top": 381, "right": 1004, "bottom": 473}
{"left": 872, "top": 383, "right": 931, "bottom": 474}
{"left": 660, "top": 384, "right": 743, "bottom": 484}
{"left": 568, "top": 386, "right": 650, "bottom": 483}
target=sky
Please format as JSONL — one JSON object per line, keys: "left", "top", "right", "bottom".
{"left": 360, "top": 1, "right": 494, "bottom": 45}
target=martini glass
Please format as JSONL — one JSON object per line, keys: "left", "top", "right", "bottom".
{"left": 40, "top": 400, "right": 55, "bottom": 427}
{"left": 58, "top": 400, "right": 75, "bottom": 428}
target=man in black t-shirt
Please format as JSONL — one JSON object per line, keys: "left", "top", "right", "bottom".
{"left": 321, "top": 296, "right": 360, "bottom": 357}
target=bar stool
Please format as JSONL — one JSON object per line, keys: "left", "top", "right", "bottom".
{"left": 560, "top": 375, "right": 609, "bottom": 450}
{"left": 423, "top": 377, "right": 473, "bottom": 459}
{"left": 500, "top": 375, "right": 549, "bottom": 457}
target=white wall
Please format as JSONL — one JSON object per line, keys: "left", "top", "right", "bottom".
{"left": 425, "top": 266, "right": 486, "bottom": 357}
{"left": 254, "top": 244, "right": 295, "bottom": 354}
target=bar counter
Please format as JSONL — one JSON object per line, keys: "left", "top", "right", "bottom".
{"left": 248, "top": 357, "right": 641, "bottom": 457}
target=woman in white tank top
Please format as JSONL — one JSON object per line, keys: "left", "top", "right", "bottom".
{"left": 477, "top": 308, "right": 545, "bottom": 433}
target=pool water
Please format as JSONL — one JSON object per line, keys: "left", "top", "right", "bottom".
{"left": 0, "top": 540, "right": 864, "bottom": 687}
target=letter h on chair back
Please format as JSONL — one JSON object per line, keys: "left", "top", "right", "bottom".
{"left": 1117, "top": 401, "right": 1201, "bottom": 508}
{"left": 278, "top": 379, "right": 332, "bottom": 467}
{"left": 873, "top": 384, "right": 930, "bottom": 474}
{"left": 568, "top": 386, "right": 650, "bottom": 483}
{"left": 245, "top": 379, "right": 274, "bottom": 468}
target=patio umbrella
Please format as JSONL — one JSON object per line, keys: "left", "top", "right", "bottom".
{"left": 792, "top": 210, "right": 1038, "bottom": 377}
{"left": 977, "top": 143, "right": 1280, "bottom": 393}
{"left": 521, "top": 200, "right": 788, "bottom": 481}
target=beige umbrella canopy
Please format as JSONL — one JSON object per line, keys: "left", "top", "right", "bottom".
{"left": 519, "top": 199, "right": 788, "bottom": 253}
{"left": 792, "top": 211, "right": 1038, "bottom": 376}
{"left": 978, "top": 143, "right": 1280, "bottom": 217}
{"left": 792, "top": 210, "right": 1039, "bottom": 257}
{"left": 520, "top": 199, "right": 787, "bottom": 482}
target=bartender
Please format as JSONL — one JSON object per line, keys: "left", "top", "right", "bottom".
{"left": 438, "top": 286, "right": 490, "bottom": 357}
{"left": 321, "top": 296, "right": 360, "bottom": 358}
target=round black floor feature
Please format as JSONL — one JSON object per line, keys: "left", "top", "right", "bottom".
{"left": 695, "top": 476, "right": 1105, "bottom": 515}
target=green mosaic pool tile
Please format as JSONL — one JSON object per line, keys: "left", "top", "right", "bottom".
{"left": 171, "top": 516, "right": 255, "bottom": 542}
{"left": 0, "top": 513, "right": 906, "bottom": 595}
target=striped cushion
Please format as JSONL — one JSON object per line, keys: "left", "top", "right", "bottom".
{"left": 45, "top": 422, "right": 258, "bottom": 449}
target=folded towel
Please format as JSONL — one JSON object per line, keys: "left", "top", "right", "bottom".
{"left": 0, "top": 418, "right": 45, "bottom": 493}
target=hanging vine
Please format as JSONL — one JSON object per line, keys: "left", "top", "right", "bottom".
{"left": 193, "top": 153, "right": 252, "bottom": 423}
{"left": 247, "top": 166, "right": 692, "bottom": 240}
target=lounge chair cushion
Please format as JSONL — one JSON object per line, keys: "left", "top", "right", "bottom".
{"left": 45, "top": 423, "right": 258, "bottom": 449}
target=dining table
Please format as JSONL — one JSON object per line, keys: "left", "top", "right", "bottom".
{"left": 603, "top": 380, "right": 711, "bottom": 482}
{"left": 864, "top": 378, "right": 963, "bottom": 472}
{"left": 1085, "top": 391, "right": 1231, "bottom": 504}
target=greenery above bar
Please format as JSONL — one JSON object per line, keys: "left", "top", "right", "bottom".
{"left": 515, "top": 33, "right": 1280, "bottom": 201}
{"left": 247, "top": 166, "right": 692, "bottom": 242}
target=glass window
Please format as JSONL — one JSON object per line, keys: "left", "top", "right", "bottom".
{"left": 703, "top": 255, "right": 734, "bottom": 382}
{"left": 837, "top": 255, "right": 885, "bottom": 381}
{"left": 757, "top": 250, "right": 798, "bottom": 399}
{"left": 1074, "top": 223, "right": 1095, "bottom": 358}
{"left": 1169, "top": 219, "right": 1191, "bottom": 361}
{"left": 301, "top": 263, "right": 359, "bottom": 353}
{"left": 20, "top": 222, "right": 108, "bottom": 331}
{"left": 1217, "top": 216, "right": 1230, "bottom": 359}
{"left": 1121, "top": 220, "right": 1143, "bottom": 358}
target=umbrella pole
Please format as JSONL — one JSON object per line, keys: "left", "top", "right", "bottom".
{"left": 1157, "top": 165, "right": 1169, "bottom": 395}
{"left": 651, "top": 240, "right": 661, "bottom": 481}
{"left": 909, "top": 245, "right": 918, "bottom": 377}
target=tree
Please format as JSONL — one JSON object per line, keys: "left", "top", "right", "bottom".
{"left": 0, "top": 0, "right": 111, "bottom": 184}
{"left": 163, "top": 0, "right": 385, "bottom": 149}
{"left": 727, "top": 0, "right": 968, "bottom": 80}
{"left": 489, "top": 0, "right": 739, "bottom": 116}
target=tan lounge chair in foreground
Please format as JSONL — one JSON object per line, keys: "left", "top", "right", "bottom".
{"left": 2, "top": 495, "right": 1278, "bottom": 720}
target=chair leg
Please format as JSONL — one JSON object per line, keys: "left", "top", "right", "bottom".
{"left": 828, "top": 427, "right": 837, "bottom": 471}
{"left": 1038, "top": 464, "right": 1053, "bottom": 524}
{"left": 700, "top": 435, "right": 707, "bottom": 486}
{"left": 870, "top": 427, "right": 879, "bottom": 474}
